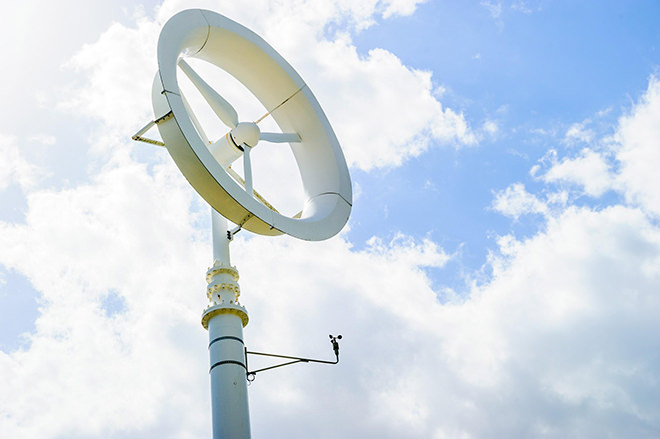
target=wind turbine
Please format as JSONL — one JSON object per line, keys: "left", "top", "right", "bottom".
{"left": 133, "top": 9, "right": 352, "bottom": 438}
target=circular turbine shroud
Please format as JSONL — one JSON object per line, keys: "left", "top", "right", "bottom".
{"left": 152, "top": 9, "right": 352, "bottom": 241}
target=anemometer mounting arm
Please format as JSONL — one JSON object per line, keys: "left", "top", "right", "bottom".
{"left": 245, "top": 335, "right": 342, "bottom": 382}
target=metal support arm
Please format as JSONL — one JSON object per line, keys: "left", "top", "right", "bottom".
{"left": 131, "top": 111, "right": 173, "bottom": 146}
{"left": 245, "top": 335, "right": 342, "bottom": 381}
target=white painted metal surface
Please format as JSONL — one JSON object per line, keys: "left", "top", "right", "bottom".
{"left": 203, "top": 210, "right": 250, "bottom": 438}
{"left": 211, "top": 209, "right": 231, "bottom": 264}
{"left": 207, "top": 312, "right": 250, "bottom": 438}
{"left": 152, "top": 9, "right": 352, "bottom": 241}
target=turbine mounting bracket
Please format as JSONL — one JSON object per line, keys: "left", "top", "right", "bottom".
{"left": 131, "top": 111, "right": 174, "bottom": 146}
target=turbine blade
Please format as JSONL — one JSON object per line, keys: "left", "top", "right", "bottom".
{"left": 178, "top": 58, "right": 239, "bottom": 129}
{"left": 243, "top": 147, "right": 253, "bottom": 198}
{"left": 225, "top": 166, "right": 279, "bottom": 213}
{"left": 259, "top": 132, "right": 301, "bottom": 143}
{"left": 181, "top": 90, "right": 211, "bottom": 145}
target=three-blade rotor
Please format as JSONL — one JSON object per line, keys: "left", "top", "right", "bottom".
{"left": 177, "top": 58, "right": 301, "bottom": 200}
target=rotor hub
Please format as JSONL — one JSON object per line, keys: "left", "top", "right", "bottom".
{"left": 231, "top": 122, "right": 260, "bottom": 148}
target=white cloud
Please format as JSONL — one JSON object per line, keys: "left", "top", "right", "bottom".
{"left": 565, "top": 120, "right": 595, "bottom": 144}
{"left": 28, "top": 134, "right": 57, "bottom": 146}
{"left": 481, "top": 1, "right": 503, "bottom": 19}
{"left": 0, "top": 150, "right": 212, "bottom": 438}
{"left": 614, "top": 75, "right": 660, "bottom": 217}
{"left": 482, "top": 119, "right": 499, "bottom": 136}
{"left": 241, "top": 206, "right": 660, "bottom": 438}
{"left": 511, "top": 0, "right": 533, "bottom": 14}
{"left": 539, "top": 75, "right": 660, "bottom": 213}
{"left": 381, "top": 0, "right": 428, "bottom": 19}
{"left": 492, "top": 182, "right": 548, "bottom": 219}
{"left": 59, "top": 15, "right": 160, "bottom": 139}
{"left": 3, "top": 151, "right": 660, "bottom": 436}
{"left": 475, "top": 206, "right": 660, "bottom": 436}
{"left": 2, "top": 1, "right": 660, "bottom": 438}
{"left": 61, "top": 0, "right": 473, "bottom": 171}
{"left": 542, "top": 148, "right": 614, "bottom": 197}
{"left": 0, "top": 134, "right": 43, "bottom": 191}
{"left": 0, "top": 0, "right": 472, "bottom": 435}
{"left": 0, "top": 147, "right": 455, "bottom": 436}
{"left": 365, "top": 232, "right": 451, "bottom": 268}
{"left": 310, "top": 40, "right": 475, "bottom": 170}
{"left": 155, "top": 0, "right": 428, "bottom": 34}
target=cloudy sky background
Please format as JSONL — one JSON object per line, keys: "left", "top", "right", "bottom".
{"left": 1, "top": 0, "right": 660, "bottom": 437}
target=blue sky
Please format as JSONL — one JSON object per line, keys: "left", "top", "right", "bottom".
{"left": 1, "top": 1, "right": 660, "bottom": 437}
{"left": 348, "top": 0, "right": 660, "bottom": 284}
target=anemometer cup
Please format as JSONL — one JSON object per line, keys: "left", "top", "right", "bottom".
{"left": 329, "top": 334, "right": 342, "bottom": 358}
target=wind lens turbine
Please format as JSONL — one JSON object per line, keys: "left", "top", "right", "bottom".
{"left": 148, "top": 9, "right": 351, "bottom": 241}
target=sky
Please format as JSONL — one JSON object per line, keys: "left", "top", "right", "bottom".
{"left": 1, "top": 0, "right": 660, "bottom": 437}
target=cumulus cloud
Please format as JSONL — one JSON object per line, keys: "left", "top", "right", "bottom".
{"left": 2, "top": 1, "right": 660, "bottom": 438}
{"left": 242, "top": 205, "right": 660, "bottom": 438}
{"left": 0, "top": 134, "right": 43, "bottom": 191}
{"left": 3, "top": 149, "right": 660, "bottom": 437}
{"left": 381, "top": 0, "right": 428, "bottom": 18}
{"left": 474, "top": 206, "right": 660, "bottom": 437}
{"left": 0, "top": 143, "right": 458, "bottom": 436}
{"left": 614, "top": 75, "right": 660, "bottom": 217}
{"left": 60, "top": 15, "right": 160, "bottom": 137}
{"left": 542, "top": 148, "right": 614, "bottom": 197}
{"left": 61, "top": 0, "right": 473, "bottom": 171}
{"left": 511, "top": 0, "right": 533, "bottom": 14}
{"left": 565, "top": 120, "right": 595, "bottom": 144}
{"left": 481, "top": 1, "right": 503, "bottom": 19}
{"left": 310, "top": 39, "right": 475, "bottom": 170}
{"left": 28, "top": 134, "right": 57, "bottom": 146}
{"left": 0, "top": 150, "right": 213, "bottom": 437}
{"left": 539, "top": 75, "right": 660, "bottom": 213}
{"left": 492, "top": 182, "right": 548, "bottom": 219}
{"left": 482, "top": 119, "right": 499, "bottom": 136}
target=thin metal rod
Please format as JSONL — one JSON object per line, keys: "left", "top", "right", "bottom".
{"left": 248, "top": 360, "right": 307, "bottom": 375}
{"left": 254, "top": 85, "right": 306, "bottom": 124}
{"left": 132, "top": 120, "right": 155, "bottom": 139}
{"left": 132, "top": 120, "right": 165, "bottom": 146}
{"left": 225, "top": 167, "right": 279, "bottom": 212}
{"left": 131, "top": 111, "right": 173, "bottom": 146}
{"left": 246, "top": 350, "right": 339, "bottom": 365}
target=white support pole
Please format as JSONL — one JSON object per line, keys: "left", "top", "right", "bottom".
{"left": 212, "top": 209, "right": 232, "bottom": 265}
{"left": 202, "top": 209, "right": 251, "bottom": 439}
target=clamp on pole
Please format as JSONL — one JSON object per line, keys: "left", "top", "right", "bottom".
{"left": 227, "top": 225, "right": 242, "bottom": 241}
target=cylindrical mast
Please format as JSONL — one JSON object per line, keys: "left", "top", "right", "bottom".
{"left": 211, "top": 209, "right": 232, "bottom": 265}
{"left": 202, "top": 209, "right": 251, "bottom": 438}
